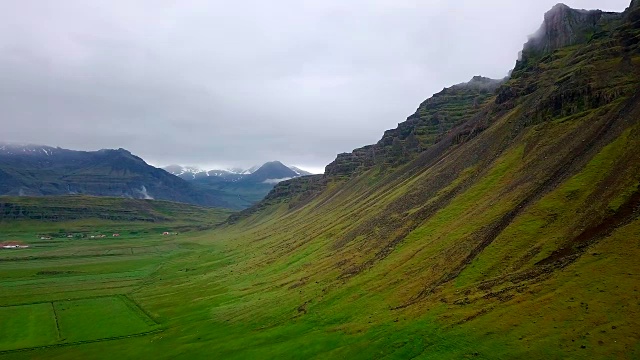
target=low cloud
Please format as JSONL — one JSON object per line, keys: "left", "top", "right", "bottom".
{"left": 0, "top": 0, "right": 630, "bottom": 170}
{"left": 263, "top": 178, "right": 293, "bottom": 184}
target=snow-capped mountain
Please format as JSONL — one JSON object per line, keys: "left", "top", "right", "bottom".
{"left": 0, "top": 143, "right": 314, "bottom": 210}
{"left": 162, "top": 161, "right": 314, "bottom": 208}
{"left": 163, "top": 162, "right": 311, "bottom": 183}
{"left": 0, "top": 143, "right": 62, "bottom": 157}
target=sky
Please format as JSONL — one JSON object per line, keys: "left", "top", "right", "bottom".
{"left": 0, "top": 0, "right": 631, "bottom": 174}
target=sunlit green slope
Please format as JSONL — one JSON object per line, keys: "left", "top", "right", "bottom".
{"left": 2, "top": 2, "right": 640, "bottom": 359}
{"left": 200, "top": 2, "right": 640, "bottom": 357}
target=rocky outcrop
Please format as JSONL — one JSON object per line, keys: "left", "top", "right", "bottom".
{"left": 517, "top": 4, "right": 623, "bottom": 71}
{"left": 626, "top": 0, "right": 640, "bottom": 27}
{"left": 233, "top": 0, "right": 640, "bottom": 226}
{"left": 325, "top": 76, "right": 504, "bottom": 177}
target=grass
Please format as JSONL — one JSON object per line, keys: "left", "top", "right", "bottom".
{"left": 0, "top": 218, "right": 172, "bottom": 354}
{"left": 0, "top": 195, "right": 232, "bottom": 225}
{"left": 0, "top": 296, "right": 157, "bottom": 352}
{"left": 0, "top": 13, "right": 639, "bottom": 358}
{"left": 55, "top": 296, "right": 157, "bottom": 342}
{"left": 0, "top": 190, "right": 638, "bottom": 358}
{"left": 0, "top": 303, "right": 58, "bottom": 351}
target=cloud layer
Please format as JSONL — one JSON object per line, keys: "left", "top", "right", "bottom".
{"left": 0, "top": 0, "right": 630, "bottom": 172}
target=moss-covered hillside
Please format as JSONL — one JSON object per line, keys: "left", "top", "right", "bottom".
{"left": 3, "top": 2, "right": 640, "bottom": 359}
{"left": 206, "top": 1, "right": 640, "bottom": 357}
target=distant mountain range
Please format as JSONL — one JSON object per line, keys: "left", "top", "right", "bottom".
{"left": 163, "top": 161, "right": 312, "bottom": 208}
{"left": 0, "top": 144, "right": 312, "bottom": 209}
{"left": 163, "top": 163, "right": 311, "bottom": 181}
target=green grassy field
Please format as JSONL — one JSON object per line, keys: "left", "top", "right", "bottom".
{"left": 0, "top": 296, "right": 158, "bottom": 352}
{"left": 0, "top": 219, "right": 185, "bottom": 355}
{"left": 1, "top": 5, "right": 640, "bottom": 357}
{"left": 0, "top": 303, "right": 58, "bottom": 351}
{"left": 0, "top": 198, "right": 229, "bottom": 355}
{"left": 0, "top": 203, "right": 636, "bottom": 358}
{"left": 54, "top": 296, "right": 157, "bottom": 342}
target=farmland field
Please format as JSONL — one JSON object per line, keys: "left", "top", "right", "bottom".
{"left": 0, "top": 303, "right": 58, "bottom": 351}
{"left": 0, "top": 192, "right": 639, "bottom": 359}
{"left": 0, "top": 229, "right": 174, "bottom": 354}
{"left": 0, "top": 198, "right": 231, "bottom": 356}
{"left": 0, "top": 296, "right": 158, "bottom": 353}
{"left": 55, "top": 296, "right": 158, "bottom": 343}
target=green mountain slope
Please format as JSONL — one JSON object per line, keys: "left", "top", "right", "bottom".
{"left": 2, "top": 2, "right": 639, "bottom": 359}
{"left": 207, "top": 2, "right": 640, "bottom": 357}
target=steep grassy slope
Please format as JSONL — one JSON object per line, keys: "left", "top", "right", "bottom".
{"left": 201, "top": 2, "right": 640, "bottom": 357}
{"left": 2, "top": 2, "right": 640, "bottom": 359}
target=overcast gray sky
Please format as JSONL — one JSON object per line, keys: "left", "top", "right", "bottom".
{"left": 0, "top": 0, "right": 631, "bottom": 173}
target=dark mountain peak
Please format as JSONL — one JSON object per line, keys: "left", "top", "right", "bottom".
{"left": 520, "top": 3, "right": 621, "bottom": 60}
{"left": 549, "top": 2, "right": 571, "bottom": 12}
{"left": 260, "top": 160, "right": 286, "bottom": 168}
{"left": 627, "top": 0, "right": 640, "bottom": 24}
{"left": 244, "top": 161, "right": 298, "bottom": 184}
{"left": 252, "top": 161, "right": 294, "bottom": 176}
{"left": 96, "top": 147, "right": 146, "bottom": 165}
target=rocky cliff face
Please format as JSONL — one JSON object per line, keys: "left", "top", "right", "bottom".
{"left": 234, "top": 1, "right": 640, "bottom": 224}
{"left": 325, "top": 76, "right": 504, "bottom": 177}
{"left": 517, "top": 3, "right": 623, "bottom": 70}
{"left": 199, "top": 2, "right": 640, "bottom": 358}
{"left": 627, "top": 0, "right": 640, "bottom": 25}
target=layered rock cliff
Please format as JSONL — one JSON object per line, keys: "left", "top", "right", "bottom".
{"left": 233, "top": 1, "right": 640, "bottom": 224}
{"left": 325, "top": 76, "right": 504, "bottom": 177}
{"left": 516, "top": 3, "right": 624, "bottom": 71}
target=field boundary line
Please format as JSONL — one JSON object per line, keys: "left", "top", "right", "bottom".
{"left": 0, "top": 329, "right": 163, "bottom": 355}
{"left": 51, "top": 302, "right": 62, "bottom": 341}
{"left": 0, "top": 253, "right": 126, "bottom": 262}
{"left": 118, "top": 294, "right": 159, "bottom": 325}
{"left": 1, "top": 294, "right": 136, "bottom": 308}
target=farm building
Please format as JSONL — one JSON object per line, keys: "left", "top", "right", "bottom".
{"left": 1, "top": 241, "right": 29, "bottom": 249}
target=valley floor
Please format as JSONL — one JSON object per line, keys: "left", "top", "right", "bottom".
{"left": 0, "top": 216, "right": 637, "bottom": 359}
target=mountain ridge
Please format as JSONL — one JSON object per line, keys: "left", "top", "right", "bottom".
{"left": 0, "top": 144, "right": 234, "bottom": 208}
{"left": 216, "top": 4, "right": 640, "bottom": 357}
{"left": 165, "top": 161, "right": 314, "bottom": 209}
{"left": 163, "top": 161, "right": 313, "bottom": 181}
